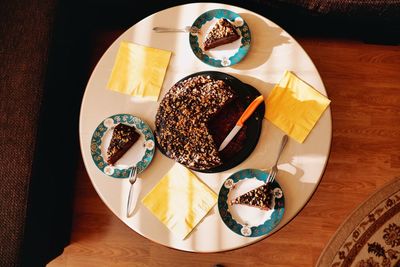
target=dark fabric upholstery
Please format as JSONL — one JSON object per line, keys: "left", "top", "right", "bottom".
{"left": 82, "top": 0, "right": 400, "bottom": 43}
{"left": 17, "top": 0, "right": 92, "bottom": 266}
{"left": 0, "top": 1, "right": 57, "bottom": 266}
{"left": 0, "top": 0, "right": 88, "bottom": 266}
{"left": 262, "top": 0, "right": 400, "bottom": 17}
{"left": 251, "top": 0, "right": 400, "bottom": 43}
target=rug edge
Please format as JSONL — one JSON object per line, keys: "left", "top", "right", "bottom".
{"left": 316, "top": 176, "right": 400, "bottom": 267}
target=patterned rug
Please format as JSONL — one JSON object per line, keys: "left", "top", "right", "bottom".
{"left": 317, "top": 177, "right": 400, "bottom": 267}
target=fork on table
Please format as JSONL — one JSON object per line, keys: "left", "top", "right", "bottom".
{"left": 266, "top": 135, "right": 289, "bottom": 184}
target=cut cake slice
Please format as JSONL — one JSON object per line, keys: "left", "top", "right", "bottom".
{"left": 230, "top": 183, "right": 274, "bottom": 211}
{"left": 204, "top": 18, "right": 240, "bottom": 50}
{"left": 106, "top": 123, "right": 140, "bottom": 165}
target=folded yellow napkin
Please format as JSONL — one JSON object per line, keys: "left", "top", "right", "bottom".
{"left": 265, "top": 71, "right": 331, "bottom": 143}
{"left": 107, "top": 41, "right": 172, "bottom": 101}
{"left": 141, "top": 163, "right": 217, "bottom": 240}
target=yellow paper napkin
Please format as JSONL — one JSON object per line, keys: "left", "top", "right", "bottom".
{"left": 141, "top": 163, "right": 217, "bottom": 240}
{"left": 107, "top": 41, "right": 172, "bottom": 101}
{"left": 265, "top": 71, "right": 331, "bottom": 143}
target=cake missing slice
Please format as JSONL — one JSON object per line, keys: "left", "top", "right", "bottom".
{"left": 106, "top": 123, "right": 140, "bottom": 165}
{"left": 230, "top": 183, "right": 274, "bottom": 211}
{"left": 204, "top": 18, "right": 240, "bottom": 50}
{"left": 155, "top": 75, "right": 236, "bottom": 170}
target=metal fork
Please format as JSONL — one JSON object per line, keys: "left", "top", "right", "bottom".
{"left": 266, "top": 135, "right": 289, "bottom": 184}
{"left": 126, "top": 166, "right": 138, "bottom": 217}
{"left": 152, "top": 26, "right": 200, "bottom": 34}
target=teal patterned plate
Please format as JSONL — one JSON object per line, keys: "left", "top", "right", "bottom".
{"left": 218, "top": 169, "right": 285, "bottom": 237}
{"left": 90, "top": 114, "right": 155, "bottom": 178}
{"left": 189, "top": 9, "right": 251, "bottom": 67}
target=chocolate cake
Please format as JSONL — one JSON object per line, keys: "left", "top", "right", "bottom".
{"left": 230, "top": 183, "right": 274, "bottom": 211}
{"left": 204, "top": 18, "right": 240, "bottom": 50}
{"left": 155, "top": 75, "right": 236, "bottom": 170}
{"left": 106, "top": 123, "right": 140, "bottom": 165}
{"left": 208, "top": 98, "right": 248, "bottom": 161}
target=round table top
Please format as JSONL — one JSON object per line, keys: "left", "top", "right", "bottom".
{"left": 79, "top": 2, "right": 332, "bottom": 252}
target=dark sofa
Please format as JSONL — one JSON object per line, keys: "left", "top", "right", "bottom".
{"left": 0, "top": 1, "right": 398, "bottom": 266}
{"left": 0, "top": 1, "right": 81, "bottom": 266}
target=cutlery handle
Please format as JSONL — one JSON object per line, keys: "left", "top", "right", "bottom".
{"left": 274, "top": 134, "right": 289, "bottom": 166}
{"left": 153, "top": 27, "right": 186, "bottom": 33}
{"left": 127, "top": 183, "right": 136, "bottom": 217}
{"left": 237, "top": 95, "right": 264, "bottom": 126}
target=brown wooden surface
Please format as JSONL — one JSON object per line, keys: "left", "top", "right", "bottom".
{"left": 48, "top": 32, "right": 400, "bottom": 266}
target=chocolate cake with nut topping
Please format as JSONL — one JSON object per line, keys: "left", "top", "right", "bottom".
{"left": 155, "top": 75, "right": 236, "bottom": 170}
{"left": 106, "top": 123, "right": 140, "bottom": 165}
{"left": 230, "top": 183, "right": 274, "bottom": 211}
{"left": 204, "top": 18, "right": 240, "bottom": 50}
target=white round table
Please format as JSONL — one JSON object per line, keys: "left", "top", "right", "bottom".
{"left": 79, "top": 3, "right": 332, "bottom": 252}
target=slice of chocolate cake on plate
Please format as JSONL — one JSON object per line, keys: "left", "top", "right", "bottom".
{"left": 106, "top": 123, "right": 140, "bottom": 165}
{"left": 230, "top": 183, "right": 274, "bottom": 211}
{"left": 204, "top": 18, "right": 240, "bottom": 50}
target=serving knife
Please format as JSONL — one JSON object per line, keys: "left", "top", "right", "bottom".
{"left": 218, "top": 95, "right": 264, "bottom": 151}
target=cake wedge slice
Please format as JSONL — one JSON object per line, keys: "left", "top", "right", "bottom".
{"left": 204, "top": 18, "right": 240, "bottom": 50}
{"left": 106, "top": 123, "right": 140, "bottom": 165}
{"left": 230, "top": 183, "right": 274, "bottom": 211}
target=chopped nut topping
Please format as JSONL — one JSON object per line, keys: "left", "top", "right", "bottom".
{"left": 231, "top": 183, "right": 274, "bottom": 210}
{"left": 106, "top": 123, "right": 140, "bottom": 165}
{"left": 155, "top": 75, "right": 236, "bottom": 170}
{"left": 204, "top": 18, "right": 240, "bottom": 50}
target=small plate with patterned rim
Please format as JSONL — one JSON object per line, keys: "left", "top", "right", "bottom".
{"left": 218, "top": 168, "right": 285, "bottom": 237}
{"left": 90, "top": 113, "right": 155, "bottom": 178}
{"left": 189, "top": 9, "right": 251, "bottom": 67}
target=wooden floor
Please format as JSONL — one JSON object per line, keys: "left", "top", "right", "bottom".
{"left": 48, "top": 33, "right": 400, "bottom": 266}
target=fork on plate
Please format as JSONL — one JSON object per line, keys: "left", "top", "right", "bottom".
{"left": 266, "top": 135, "right": 289, "bottom": 184}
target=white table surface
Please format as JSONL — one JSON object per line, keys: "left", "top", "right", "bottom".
{"left": 79, "top": 2, "right": 332, "bottom": 252}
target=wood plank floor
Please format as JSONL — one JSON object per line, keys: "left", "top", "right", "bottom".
{"left": 48, "top": 33, "right": 400, "bottom": 266}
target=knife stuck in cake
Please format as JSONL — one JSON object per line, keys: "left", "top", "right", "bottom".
{"left": 218, "top": 95, "right": 264, "bottom": 152}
